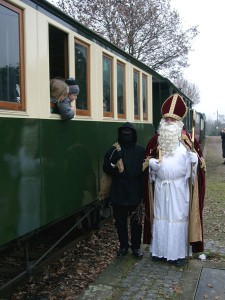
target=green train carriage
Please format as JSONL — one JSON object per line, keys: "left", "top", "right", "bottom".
{"left": 0, "top": 0, "right": 203, "bottom": 248}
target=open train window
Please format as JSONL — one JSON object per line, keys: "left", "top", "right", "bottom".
{"left": 103, "top": 54, "right": 114, "bottom": 118}
{"left": 0, "top": 0, "right": 25, "bottom": 111}
{"left": 49, "top": 25, "right": 68, "bottom": 116}
{"left": 133, "top": 69, "right": 140, "bottom": 120}
{"left": 117, "top": 61, "right": 126, "bottom": 119}
{"left": 142, "top": 74, "right": 148, "bottom": 120}
{"left": 75, "top": 39, "right": 90, "bottom": 116}
{"left": 49, "top": 25, "right": 68, "bottom": 80}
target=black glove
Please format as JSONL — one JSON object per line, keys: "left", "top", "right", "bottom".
{"left": 110, "top": 149, "right": 122, "bottom": 164}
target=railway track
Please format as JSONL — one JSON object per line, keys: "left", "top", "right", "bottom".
{"left": 0, "top": 205, "right": 112, "bottom": 299}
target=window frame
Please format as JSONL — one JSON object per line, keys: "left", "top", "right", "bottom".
{"left": 75, "top": 38, "right": 91, "bottom": 116}
{"left": 133, "top": 69, "right": 140, "bottom": 120}
{"left": 103, "top": 53, "right": 114, "bottom": 118}
{"left": 117, "top": 60, "right": 126, "bottom": 119}
{"left": 0, "top": 0, "right": 25, "bottom": 111}
{"left": 142, "top": 73, "right": 148, "bottom": 121}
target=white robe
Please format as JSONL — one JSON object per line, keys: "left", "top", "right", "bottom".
{"left": 149, "top": 143, "right": 197, "bottom": 261}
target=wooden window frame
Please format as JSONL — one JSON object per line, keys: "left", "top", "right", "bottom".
{"left": 117, "top": 61, "right": 126, "bottom": 119}
{"left": 142, "top": 74, "right": 148, "bottom": 121}
{"left": 75, "top": 39, "right": 90, "bottom": 116}
{"left": 133, "top": 69, "right": 140, "bottom": 120}
{"left": 103, "top": 53, "right": 114, "bottom": 118}
{"left": 0, "top": 0, "right": 25, "bottom": 111}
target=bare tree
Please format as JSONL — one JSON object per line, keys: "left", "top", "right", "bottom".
{"left": 56, "top": 0, "right": 198, "bottom": 79}
{"left": 173, "top": 76, "right": 200, "bottom": 104}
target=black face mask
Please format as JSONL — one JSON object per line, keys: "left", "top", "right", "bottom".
{"left": 120, "top": 131, "right": 134, "bottom": 147}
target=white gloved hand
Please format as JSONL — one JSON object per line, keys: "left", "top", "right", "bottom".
{"left": 149, "top": 158, "right": 160, "bottom": 171}
{"left": 189, "top": 152, "right": 198, "bottom": 164}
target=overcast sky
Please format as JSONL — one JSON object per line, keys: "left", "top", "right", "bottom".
{"left": 170, "top": 0, "right": 225, "bottom": 120}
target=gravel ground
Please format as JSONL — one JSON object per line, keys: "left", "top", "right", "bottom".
{"left": 11, "top": 218, "right": 119, "bottom": 300}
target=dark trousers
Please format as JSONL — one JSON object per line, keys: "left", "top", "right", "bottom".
{"left": 112, "top": 204, "right": 142, "bottom": 249}
{"left": 222, "top": 139, "right": 225, "bottom": 158}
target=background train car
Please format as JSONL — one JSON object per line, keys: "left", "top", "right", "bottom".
{"left": 0, "top": 0, "right": 203, "bottom": 251}
{"left": 152, "top": 76, "right": 206, "bottom": 148}
{"left": 195, "top": 111, "right": 206, "bottom": 148}
{"left": 152, "top": 77, "right": 194, "bottom": 132}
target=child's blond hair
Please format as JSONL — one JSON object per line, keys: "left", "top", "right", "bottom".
{"left": 50, "top": 79, "right": 69, "bottom": 102}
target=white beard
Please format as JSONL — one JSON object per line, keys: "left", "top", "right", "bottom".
{"left": 158, "top": 119, "right": 184, "bottom": 156}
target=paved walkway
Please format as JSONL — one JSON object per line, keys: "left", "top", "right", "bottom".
{"left": 78, "top": 241, "right": 225, "bottom": 300}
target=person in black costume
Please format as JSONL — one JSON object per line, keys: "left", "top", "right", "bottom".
{"left": 103, "top": 122, "right": 145, "bottom": 259}
{"left": 220, "top": 129, "right": 225, "bottom": 164}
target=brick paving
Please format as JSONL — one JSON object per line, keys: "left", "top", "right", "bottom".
{"left": 78, "top": 242, "right": 225, "bottom": 300}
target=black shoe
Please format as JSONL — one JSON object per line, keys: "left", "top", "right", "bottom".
{"left": 152, "top": 256, "right": 166, "bottom": 262}
{"left": 173, "top": 258, "right": 187, "bottom": 267}
{"left": 117, "top": 247, "right": 129, "bottom": 257}
{"left": 132, "top": 248, "right": 143, "bottom": 260}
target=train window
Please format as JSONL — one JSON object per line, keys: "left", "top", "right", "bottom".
{"left": 133, "top": 69, "right": 140, "bottom": 120}
{"left": 75, "top": 40, "right": 90, "bottom": 116}
{"left": 117, "top": 61, "right": 126, "bottom": 119}
{"left": 49, "top": 25, "right": 68, "bottom": 116}
{"left": 142, "top": 74, "right": 148, "bottom": 120}
{"left": 0, "top": 0, "right": 25, "bottom": 111}
{"left": 49, "top": 25, "right": 68, "bottom": 80}
{"left": 103, "top": 54, "right": 114, "bottom": 118}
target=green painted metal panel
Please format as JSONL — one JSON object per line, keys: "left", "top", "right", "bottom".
{"left": 0, "top": 118, "right": 41, "bottom": 246}
{"left": 40, "top": 119, "right": 99, "bottom": 224}
{"left": 0, "top": 118, "right": 154, "bottom": 247}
